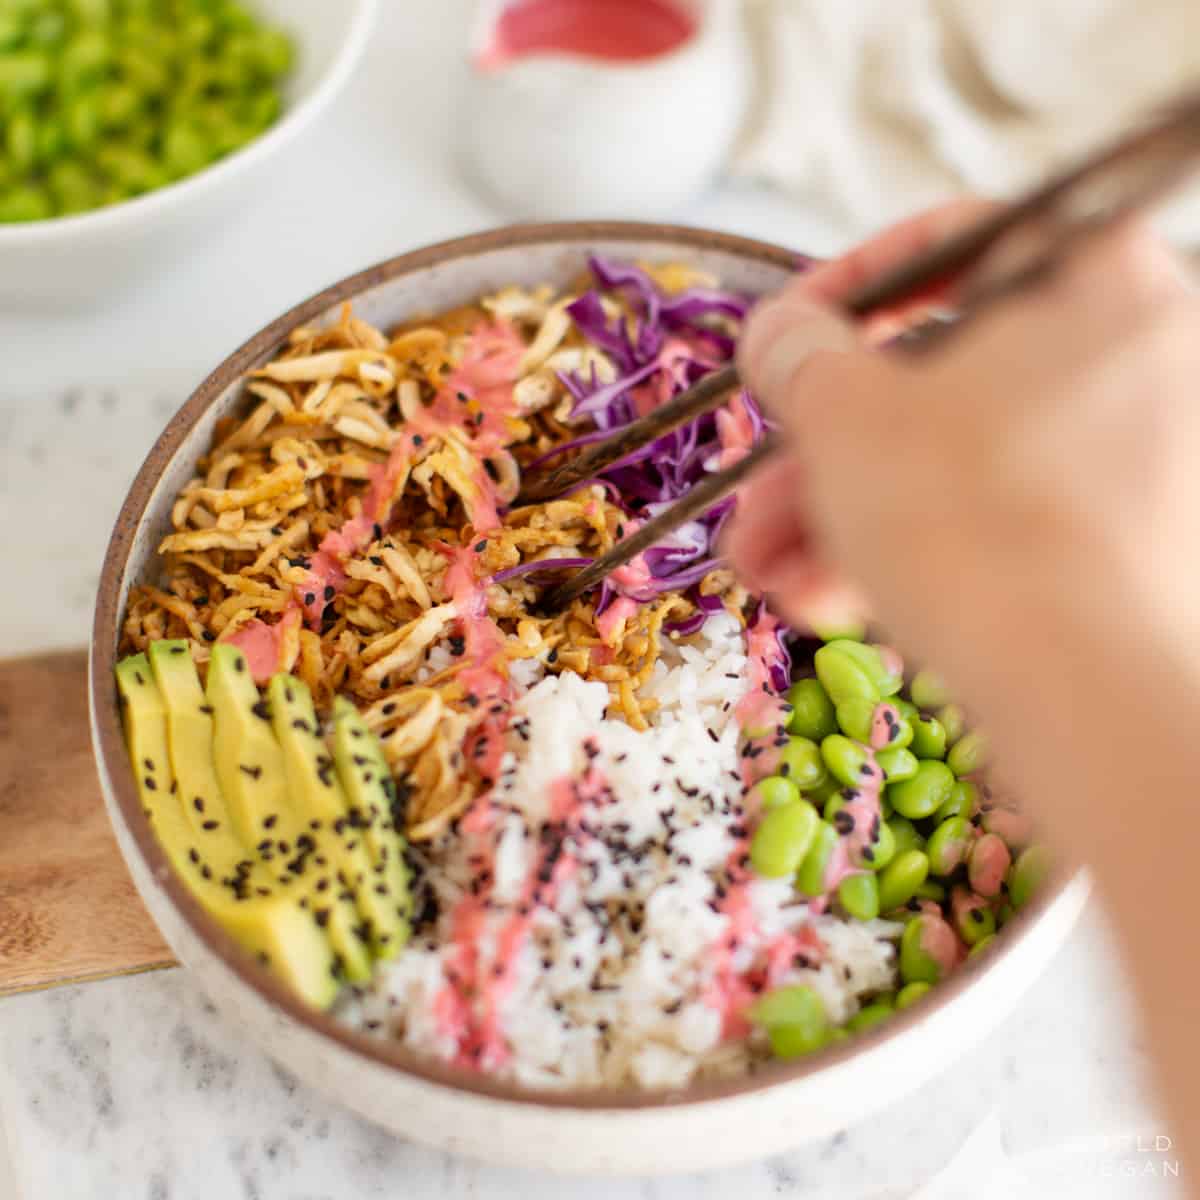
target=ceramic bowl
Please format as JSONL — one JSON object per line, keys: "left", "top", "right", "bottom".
{"left": 89, "top": 222, "right": 1089, "bottom": 1175}
{"left": 460, "top": 0, "right": 750, "bottom": 219}
{"left": 0, "top": 0, "right": 376, "bottom": 308}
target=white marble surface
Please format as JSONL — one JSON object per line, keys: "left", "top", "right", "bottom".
{"left": 0, "top": 4, "right": 1184, "bottom": 1198}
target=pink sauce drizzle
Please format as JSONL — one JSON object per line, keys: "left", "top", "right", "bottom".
{"left": 479, "top": 0, "right": 696, "bottom": 68}
{"left": 819, "top": 704, "right": 894, "bottom": 895}
{"left": 436, "top": 764, "right": 604, "bottom": 1069}
{"left": 918, "top": 910, "right": 963, "bottom": 975}
{"left": 596, "top": 595, "right": 638, "bottom": 644}
{"left": 222, "top": 605, "right": 302, "bottom": 684}
{"left": 439, "top": 543, "right": 512, "bottom": 784}
{"left": 735, "top": 607, "right": 790, "bottom": 741}
{"left": 295, "top": 433, "right": 417, "bottom": 629}
{"left": 704, "top": 846, "right": 827, "bottom": 1038}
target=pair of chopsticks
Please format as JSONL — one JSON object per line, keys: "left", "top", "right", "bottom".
{"left": 521, "top": 86, "right": 1200, "bottom": 613}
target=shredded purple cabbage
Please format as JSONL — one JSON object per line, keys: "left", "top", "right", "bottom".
{"left": 508, "top": 253, "right": 814, "bottom": 655}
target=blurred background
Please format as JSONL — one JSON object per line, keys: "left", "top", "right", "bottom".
{"left": 0, "top": 2, "right": 1195, "bottom": 1197}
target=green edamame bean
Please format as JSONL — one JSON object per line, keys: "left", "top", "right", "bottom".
{"left": 877, "top": 849, "right": 929, "bottom": 913}
{"left": 876, "top": 747, "right": 918, "bottom": 783}
{"left": 953, "top": 896, "right": 996, "bottom": 946}
{"left": 64, "top": 93, "right": 101, "bottom": 151}
{"left": 936, "top": 703, "right": 966, "bottom": 746}
{"left": 117, "top": 46, "right": 170, "bottom": 96}
{"left": 831, "top": 639, "right": 903, "bottom": 697}
{"left": 0, "top": 183, "right": 51, "bottom": 221}
{"left": 968, "top": 933, "right": 996, "bottom": 959}
{"left": 811, "top": 616, "right": 866, "bottom": 643}
{"left": 887, "top": 816, "right": 924, "bottom": 857}
{"left": 820, "top": 734, "right": 881, "bottom": 789}
{"left": 786, "top": 678, "right": 837, "bottom": 742}
{"left": 837, "top": 872, "right": 880, "bottom": 921}
{"left": 180, "top": 12, "right": 217, "bottom": 52}
{"left": 0, "top": 15, "right": 22, "bottom": 52}
{"left": 755, "top": 775, "right": 800, "bottom": 811}
{"left": 946, "top": 728, "right": 989, "bottom": 778}
{"left": 909, "top": 714, "right": 947, "bottom": 760}
{"left": 895, "top": 981, "right": 931, "bottom": 1010}
{"left": 751, "top": 985, "right": 828, "bottom": 1058}
{"left": 99, "top": 83, "right": 142, "bottom": 131}
{"left": 815, "top": 643, "right": 880, "bottom": 706}
{"left": 914, "top": 880, "right": 946, "bottom": 903}
{"left": 835, "top": 698, "right": 876, "bottom": 742}
{"left": 0, "top": 51, "right": 52, "bottom": 100}
{"left": 59, "top": 31, "right": 110, "bottom": 87}
{"left": 29, "top": 10, "right": 66, "bottom": 48}
{"left": 899, "top": 915, "right": 945, "bottom": 984}
{"left": 35, "top": 117, "right": 67, "bottom": 164}
{"left": 868, "top": 819, "right": 896, "bottom": 871}
{"left": 847, "top": 1001, "right": 892, "bottom": 1034}
{"left": 162, "top": 119, "right": 210, "bottom": 177}
{"left": 96, "top": 143, "right": 166, "bottom": 194}
{"left": 4, "top": 108, "right": 35, "bottom": 171}
{"left": 888, "top": 760, "right": 955, "bottom": 820}
{"left": 1008, "top": 844, "right": 1051, "bottom": 908}
{"left": 909, "top": 668, "right": 951, "bottom": 711}
{"left": 777, "top": 736, "right": 827, "bottom": 790}
{"left": 750, "top": 800, "right": 820, "bottom": 879}
{"left": 936, "top": 780, "right": 979, "bottom": 822}
{"left": 894, "top": 698, "right": 919, "bottom": 722}
{"left": 795, "top": 821, "right": 839, "bottom": 897}
{"left": 250, "top": 29, "right": 294, "bottom": 79}
{"left": 47, "top": 159, "right": 97, "bottom": 213}
{"left": 926, "top": 816, "right": 972, "bottom": 876}
{"left": 996, "top": 900, "right": 1015, "bottom": 927}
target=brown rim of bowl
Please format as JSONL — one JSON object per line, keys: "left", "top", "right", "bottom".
{"left": 90, "top": 219, "right": 1074, "bottom": 1110}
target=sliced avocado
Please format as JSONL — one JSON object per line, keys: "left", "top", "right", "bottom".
{"left": 147, "top": 639, "right": 241, "bottom": 859}
{"left": 332, "top": 696, "right": 412, "bottom": 959}
{"left": 208, "top": 646, "right": 369, "bottom": 982}
{"left": 207, "top": 643, "right": 291, "bottom": 848}
{"left": 267, "top": 674, "right": 374, "bottom": 984}
{"left": 116, "top": 653, "right": 338, "bottom": 1010}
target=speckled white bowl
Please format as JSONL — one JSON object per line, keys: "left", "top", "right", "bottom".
{"left": 0, "top": 0, "right": 376, "bottom": 308}
{"left": 90, "top": 223, "right": 1089, "bottom": 1175}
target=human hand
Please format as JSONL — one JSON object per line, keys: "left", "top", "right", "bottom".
{"left": 725, "top": 204, "right": 1200, "bottom": 708}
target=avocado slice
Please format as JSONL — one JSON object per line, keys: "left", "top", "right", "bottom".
{"left": 332, "top": 696, "right": 412, "bottom": 959}
{"left": 207, "top": 643, "right": 291, "bottom": 848}
{"left": 116, "top": 653, "right": 338, "bottom": 1010}
{"left": 266, "top": 674, "right": 375, "bottom": 984}
{"left": 208, "top": 646, "right": 371, "bottom": 983}
{"left": 147, "top": 640, "right": 242, "bottom": 858}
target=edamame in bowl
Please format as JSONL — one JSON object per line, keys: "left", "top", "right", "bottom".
{"left": 0, "top": 0, "right": 296, "bottom": 223}
{"left": 0, "top": 0, "right": 376, "bottom": 305}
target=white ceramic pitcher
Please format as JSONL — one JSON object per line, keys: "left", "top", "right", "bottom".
{"left": 459, "top": 0, "right": 751, "bottom": 219}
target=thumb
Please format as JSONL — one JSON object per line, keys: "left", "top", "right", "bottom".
{"left": 737, "top": 282, "right": 859, "bottom": 432}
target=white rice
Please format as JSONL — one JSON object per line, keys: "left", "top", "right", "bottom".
{"left": 344, "top": 612, "right": 900, "bottom": 1090}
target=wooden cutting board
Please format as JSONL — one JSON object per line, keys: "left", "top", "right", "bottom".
{"left": 0, "top": 650, "right": 174, "bottom": 997}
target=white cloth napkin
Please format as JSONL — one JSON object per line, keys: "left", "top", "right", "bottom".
{"left": 734, "top": 0, "right": 1200, "bottom": 247}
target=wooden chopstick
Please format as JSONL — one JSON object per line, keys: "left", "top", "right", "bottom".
{"left": 535, "top": 86, "right": 1200, "bottom": 613}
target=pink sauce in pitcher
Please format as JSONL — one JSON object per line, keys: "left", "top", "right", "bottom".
{"left": 481, "top": 0, "right": 696, "bottom": 68}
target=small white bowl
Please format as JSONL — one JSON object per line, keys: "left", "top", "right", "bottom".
{"left": 0, "top": 0, "right": 377, "bottom": 308}
{"left": 460, "top": 0, "right": 750, "bottom": 219}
